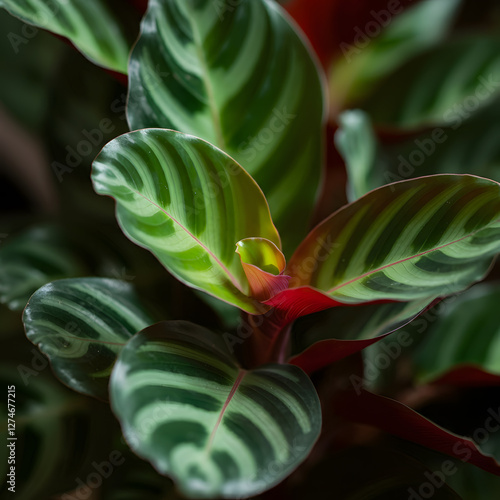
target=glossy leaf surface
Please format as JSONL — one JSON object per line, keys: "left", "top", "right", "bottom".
{"left": 92, "top": 129, "right": 280, "bottom": 313}
{"left": 126, "top": 0, "right": 325, "bottom": 255}
{"left": 236, "top": 238, "right": 290, "bottom": 301}
{"left": 23, "top": 278, "right": 154, "bottom": 400}
{"left": 110, "top": 321, "right": 321, "bottom": 499}
{"left": 0, "top": 0, "right": 131, "bottom": 72}
{"left": 287, "top": 175, "right": 500, "bottom": 304}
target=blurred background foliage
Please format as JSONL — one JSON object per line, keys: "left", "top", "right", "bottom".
{"left": 1, "top": 0, "right": 500, "bottom": 498}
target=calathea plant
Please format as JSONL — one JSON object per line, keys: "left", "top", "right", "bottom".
{"left": 4, "top": 0, "right": 500, "bottom": 497}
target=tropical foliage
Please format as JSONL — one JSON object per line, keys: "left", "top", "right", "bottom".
{"left": 2, "top": 0, "right": 500, "bottom": 498}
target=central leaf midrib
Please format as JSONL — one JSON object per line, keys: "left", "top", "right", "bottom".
{"left": 187, "top": 9, "right": 226, "bottom": 150}
{"left": 205, "top": 369, "right": 247, "bottom": 453}
{"left": 328, "top": 218, "right": 500, "bottom": 295}
{"left": 133, "top": 189, "right": 244, "bottom": 292}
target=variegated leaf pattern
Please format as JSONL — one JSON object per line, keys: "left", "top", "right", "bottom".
{"left": 287, "top": 175, "right": 500, "bottom": 304}
{"left": 0, "top": 0, "right": 131, "bottom": 72}
{"left": 414, "top": 283, "right": 500, "bottom": 383}
{"left": 92, "top": 129, "right": 280, "bottom": 313}
{"left": 126, "top": 0, "right": 325, "bottom": 255}
{"left": 110, "top": 321, "right": 321, "bottom": 499}
{"left": 23, "top": 278, "right": 154, "bottom": 400}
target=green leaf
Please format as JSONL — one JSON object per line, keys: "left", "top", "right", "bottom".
{"left": 287, "top": 175, "right": 500, "bottom": 304}
{"left": 360, "top": 34, "right": 500, "bottom": 128}
{"left": 92, "top": 129, "right": 280, "bottom": 313}
{"left": 23, "top": 278, "right": 154, "bottom": 400}
{"left": 110, "top": 320, "right": 321, "bottom": 499}
{"left": 337, "top": 102, "right": 500, "bottom": 200}
{"left": 126, "top": 0, "right": 325, "bottom": 255}
{"left": 335, "top": 110, "right": 382, "bottom": 202}
{"left": 330, "top": 0, "right": 462, "bottom": 110}
{"left": 0, "top": 0, "right": 131, "bottom": 72}
{"left": 414, "top": 283, "right": 500, "bottom": 383}
{"left": 236, "top": 238, "right": 290, "bottom": 301}
{"left": 0, "top": 226, "right": 84, "bottom": 311}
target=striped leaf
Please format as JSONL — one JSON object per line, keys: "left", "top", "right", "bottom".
{"left": 92, "top": 129, "right": 280, "bottom": 314}
{"left": 285, "top": 175, "right": 500, "bottom": 304}
{"left": 110, "top": 320, "right": 321, "bottom": 499}
{"left": 414, "top": 283, "right": 500, "bottom": 383}
{"left": 360, "top": 35, "right": 500, "bottom": 128}
{"left": 0, "top": 0, "right": 131, "bottom": 72}
{"left": 0, "top": 226, "right": 84, "bottom": 311}
{"left": 336, "top": 104, "right": 500, "bottom": 200}
{"left": 126, "top": 0, "right": 325, "bottom": 256}
{"left": 23, "top": 278, "right": 154, "bottom": 400}
{"left": 0, "top": 366, "right": 113, "bottom": 500}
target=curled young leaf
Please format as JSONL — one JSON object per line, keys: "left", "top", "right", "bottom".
{"left": 236, "top": 238, "right": 290, "bottom": 301}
